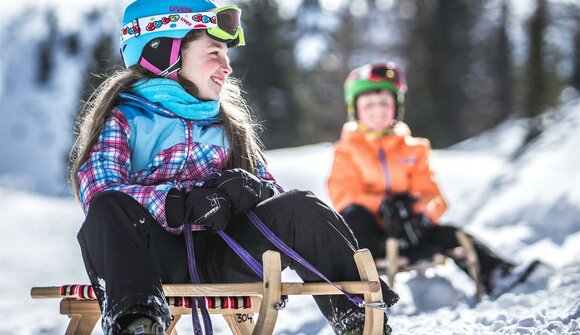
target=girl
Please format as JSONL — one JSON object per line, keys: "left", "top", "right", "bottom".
{"left": 327, "top": 62, "right": 538, "bottom": 298}
{"left": 69, "top": 1, "right": 397, "bottom": 334}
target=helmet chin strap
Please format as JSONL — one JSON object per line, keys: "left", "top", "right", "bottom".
{"left": 138, "top": 38, "right": 183, "bottom": 80}
{"left": 356, "top": 122, "right": 396, "bottom": 138}
{"left": 157, "top": 55, "right": 181, "bottom": 80}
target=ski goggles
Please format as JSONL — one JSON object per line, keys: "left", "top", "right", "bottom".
{"left": 367, "top": 63, "right": 403, "bottom": 86}
{"left": 120, "top": 5, "right": 245, "bottom": 47}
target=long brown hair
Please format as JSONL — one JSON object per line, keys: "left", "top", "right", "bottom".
{"left": 69, "top": 30, "right": 266, "bottom": 200}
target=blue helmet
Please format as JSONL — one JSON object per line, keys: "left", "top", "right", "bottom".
{"left": 120, "top": 0, "right": 218, "bottom": 69}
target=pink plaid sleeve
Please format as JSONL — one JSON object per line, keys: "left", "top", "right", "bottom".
{"left": 77, "top": 109, "right": 180, "bottom": 234}
{"left": 256, "top": 158, "right": 285, "bottom": 194}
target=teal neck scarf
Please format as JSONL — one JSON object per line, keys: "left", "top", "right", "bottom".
{"left": 131, "top": 78, "right": 220, "bottom": 120}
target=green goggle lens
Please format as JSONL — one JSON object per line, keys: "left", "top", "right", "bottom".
{"left": 207, "top": 6, "right": 246, "bottom": 47}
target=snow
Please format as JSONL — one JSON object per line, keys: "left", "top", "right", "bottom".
{"left": 1, "top": 100, "right": 579, "bottom": 334}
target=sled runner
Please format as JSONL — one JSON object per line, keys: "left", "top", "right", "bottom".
{"left": 31, "top": 249, "right": 386, "bottom": 335}
{"left": 489, "top": 259, "right": 543, "bottom": 299}
{"left": 376, "top": 230, "right": 484, "bottom": 300}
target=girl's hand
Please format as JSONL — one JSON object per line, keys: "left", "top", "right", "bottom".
{"left": 213, "top": 168, "right": 273, "bottom": 215}
{"left": 184, "top": 188, "right": 232, "bottom": 231}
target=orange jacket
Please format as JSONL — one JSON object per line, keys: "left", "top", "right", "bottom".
{"left": 327, "top": 121, "right": 447, "bottom": 226}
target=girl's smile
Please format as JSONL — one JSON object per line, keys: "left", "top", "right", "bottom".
{"left": 179, "top": 32, "right": 232, "bottom": 100}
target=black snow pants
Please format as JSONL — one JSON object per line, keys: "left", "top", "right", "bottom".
{"left": 340, "top": 205, "right": 514, "bottom": 294}
{"left": 78, "top": 190, "right": 399, "bottom": 334}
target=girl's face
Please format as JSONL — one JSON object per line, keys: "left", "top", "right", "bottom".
{"left": 179, "top": 32, "right": 232, "bottom": 101}
{"left": 356, "top": 90, "right": 396, "bottom": 132}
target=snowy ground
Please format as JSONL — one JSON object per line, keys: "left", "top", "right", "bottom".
{"left": 1, "top": 99, "right": 579, "bottom": 334}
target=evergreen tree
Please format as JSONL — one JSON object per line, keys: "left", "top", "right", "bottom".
{"left": 523, "top": 0, "right": 549, "bottom": 127}
{"left": 570, "top": 7, "right": 579, "bottom": 90}
{"left": 232, "top": 0, "right": 300, "bottom": 149}
{"left": 573, "top": 29, "right": 580, "bottom": 91}
{"left": 37, "top": 10, "right": 58, "bottom": 85}
{"left": 488, "top": 0, "right": 513, "bottom": 126}
{"left": 465, "top": 0, "right": 514, "bottom": 135}
{"left": 404, "top": 0, "right": 484, "bottom": 147}
{"left": 292, "top": 0, "right": 353, "bottom": 143}
{"left": 78, "top": 10, "right": 121, "bottom": 107}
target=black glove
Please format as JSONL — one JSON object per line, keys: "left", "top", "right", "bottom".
{"left": 185, "top": 188, "right": 231, "bottom": 231}
{"left": 403, "top": 214, "right": 430, "bottom": 246}
{"left": 379, "top": 193, "right": 416, "bottom": 227}
{"left": 379, "top": 193, "right": 429, "bottom": 246}
{"left": 165, "top": 188, "right": 187, "bottom": 228}
{"left": 211, "top": 168, "right": 274, "bottom": 215}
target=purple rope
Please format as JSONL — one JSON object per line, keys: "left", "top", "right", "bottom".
{"left": 217, "top": 231, "right": 263, "bottom": 279}
{"left": 378, "top": 148, "right": 392, "bottom": 195}
{"left": 245, "top": 211, "right": 365, "bottom": 307}
{"left": 184, "top": 224, "right": 213, "bottom": 335}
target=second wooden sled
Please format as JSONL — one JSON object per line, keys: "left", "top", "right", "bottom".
{"left": 376, "top": 230, "right": 484, "bottom": 301}
{"left": 31, "top": 248, "right": 386, "bottom": 335}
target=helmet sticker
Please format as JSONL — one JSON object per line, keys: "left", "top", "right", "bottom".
{"left": 145, "top": 15, "right": 181, "bottom": 32}
{"left": 122, "top": 19, "right": 141, "bottom": 38}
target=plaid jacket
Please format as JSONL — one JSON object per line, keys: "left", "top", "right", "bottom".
{"left": 78, "top": 93, "right": 280, "bottom": 234}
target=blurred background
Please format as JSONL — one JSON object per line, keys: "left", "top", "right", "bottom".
{"left": 0, "top": 0, "right": 578, "bottom": 195}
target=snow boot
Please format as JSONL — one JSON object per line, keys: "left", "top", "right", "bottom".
{"left": 333, "top": 309, "right": 392, "bottom": 335}
{"left": 117, "top": 316, "right": 166, "bottom": 335}
{"left": 488, "top": 259, "right": 543, "bottom": 299}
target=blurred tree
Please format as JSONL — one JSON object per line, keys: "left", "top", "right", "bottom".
{"left": 78, "top": 32, "right": 118, "bottom": 106}
{"left": 457, "top": 0, "right": 514, "bottom": 138}
{"left": 522, "top": 0, "right": 549, "bottom": 142}
{"left": 565, "top": 2, "right": 579, "bottom": 91}
{"left": 573, "top": 25, "right": 580, "bottom": 90}
{"left": 37, "top": 10, "right": 58, "bottom": 85}
{"left": 291, "top": 0, "right": 352, "bottom": 143}
{"left": 486, "top": 0, "right": 513, "bottom": 127}
{"left": 77, "top": 10, "right": 121, "bottom": 106}
{"left": 65, "top": 33, "right": 80, "bottom": 56}
{"left": 232, "top": 0, "right": 301, "bottom": 149}
{"left": 403, "top": 0, "right": 484, "bottom": 147}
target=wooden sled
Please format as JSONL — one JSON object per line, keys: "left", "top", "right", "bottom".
{"left": 375, "top": 230, "right": 484, "bottom": 300}
{"left": 31, "top": 249, "right": 385, "bottom": 335}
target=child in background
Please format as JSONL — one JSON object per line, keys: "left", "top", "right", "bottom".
{"left": 327, "top": 62, "right": 540, "bottom": 298}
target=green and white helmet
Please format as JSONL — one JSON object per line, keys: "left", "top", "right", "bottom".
{"left": 344, "top": 62, "right": 407, "bottom": 120}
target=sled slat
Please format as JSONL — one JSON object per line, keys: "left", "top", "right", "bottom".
{"left": 32, "top": 281, "right": 379, "bottom": 299}
{"left": 252, "top": 251, "right": 282, "bottom": 335}
{"left": 354, "top": 249, "right": 385, "bottom": 335}
{"left": 386, "top": 238, "right": 399, "bottom": 287}
{"left": 60, "top": 299, "right": 100, "bottom": 315}
{"left": 455, "top": 230, "right": 483, "bottom": 301}
{"left": 59, "top": 298, "right": 261, "bottom": 316}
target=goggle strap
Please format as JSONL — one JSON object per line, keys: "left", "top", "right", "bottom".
{"left": 138, "top": 54, "right": 180, "bottom": 78}
{"left": 121, "top": 12, "right": 218, "bottom": 43}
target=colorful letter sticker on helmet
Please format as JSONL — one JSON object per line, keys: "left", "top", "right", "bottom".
{"left": 344, "top": 62, "right": 407, "bottom": 120}
{"left": 119, "top": 0, "right": 245, "bottom": 70}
